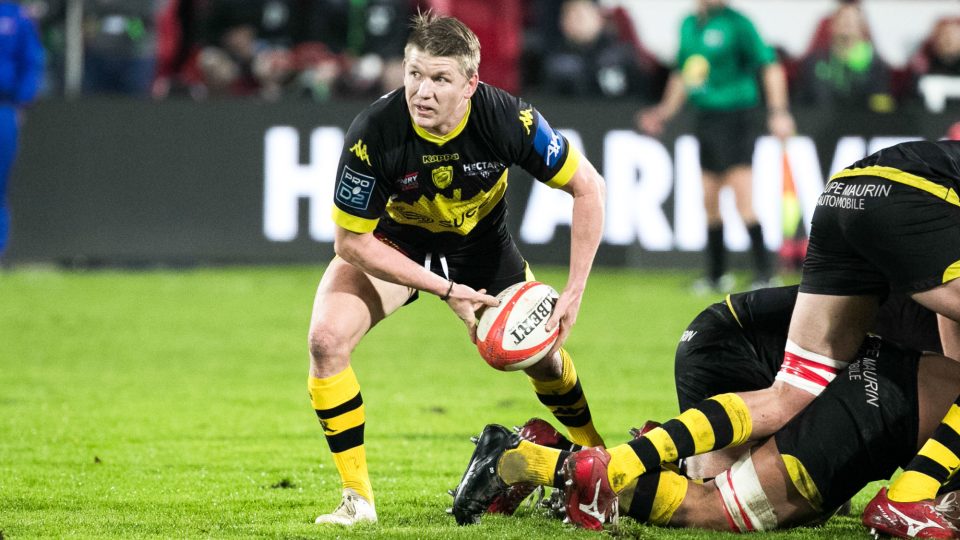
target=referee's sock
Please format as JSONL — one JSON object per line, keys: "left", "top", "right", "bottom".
{"left": 308, "top": 366, "right": 373, "bottom": 504}
{"left": 606, "top": 393, "right": 751, "bottom": 493}
{"left": 745, "top": 222, "right": 770, "bottom": 280}
{"left": 529, "top": 348, "right": 605, "bottom": 448}
{"left": 889, "top": 399, "right": 960, "bottom": 502}
{"left": 707, "top": 223, "right": 725, "bottom": 282}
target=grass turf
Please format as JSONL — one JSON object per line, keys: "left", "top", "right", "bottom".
{"left": 0, "top": 266, "right": 878, "bottom": 538}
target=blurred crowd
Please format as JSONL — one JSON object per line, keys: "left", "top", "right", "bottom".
{"left": 17, "top": 0, "right": 960, "bottom": 110}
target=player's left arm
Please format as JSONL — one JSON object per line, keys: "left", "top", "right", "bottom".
{"left": 545, "top": 155, "right": 605, "bottom": 353}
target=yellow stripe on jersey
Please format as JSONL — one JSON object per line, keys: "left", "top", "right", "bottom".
{"left": 545, "top": 145, "right": 582, "bottom": 189}
{"left": 781, "top": 454, "right": 823, "bottom": 512}
{"left": 830, "top": 166, "right": 960, "bottom": 207}
{"left": 724, "top": 294, "right": 744, "bottom": 328}
{"left": 945, "top": 260, "right": 960, "bottom": 284}
{"left": 385, "top": 171, "right": 508, "bottom": 235}
{"left": 410, "top": 101, "right": 471, "bottom": 147}
{"left": 678, "top": 409, "right": 716, "bottom": 455}
{"left": 332, "top": 207, "right": 379, "bottom": 233}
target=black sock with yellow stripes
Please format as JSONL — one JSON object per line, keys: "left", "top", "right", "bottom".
{"left": 308, "top": 366, "right": 373, "bottom": 504}
{"left": 529, "top": 348, "right": 605, "bottom": 448}
{"left": 606, "top": 393, "right": 751, "bottom": 493}
{"left": 889, "top": 398, "right": 960, "bottom": 502}
{"left": 620, "top": 467, "right": 688, "bottom": 526}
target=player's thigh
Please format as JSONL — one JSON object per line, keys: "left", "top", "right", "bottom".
{"left": 917, "top": 352, "right": 960, "bottom": 444}
{"left": 309, "top": 257, "right": 414, "bottom": 352}
{"left": 787, "top": 292, "right": 879, "bottom": 361}
{"left": 913, "top": 278, "right": 960, "bottom": 321}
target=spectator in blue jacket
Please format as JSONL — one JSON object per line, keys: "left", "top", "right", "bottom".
{"left": 0, "top": 1, "right": 44, "bottom": 260}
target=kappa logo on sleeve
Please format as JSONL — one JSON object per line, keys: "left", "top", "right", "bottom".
{"left": 532, "top": 111, "right": 566, "bottom": 167}
{"left": 336, "top": 166, "right": 376, "bottom": 210}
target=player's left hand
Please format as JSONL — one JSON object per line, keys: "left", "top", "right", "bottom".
{"left": 544, "top": 288, "right": 582, "bottom": 358}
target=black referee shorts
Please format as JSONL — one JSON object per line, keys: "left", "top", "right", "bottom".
{"left": 694, "top": 107, "right": 762, "bottom": 174}
{"left": 800, "top": 177, "right": 960, "bottom": 296}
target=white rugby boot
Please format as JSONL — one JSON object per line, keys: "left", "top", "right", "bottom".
{"left": 314, "top": 488, "right": 377, "bottom": 525}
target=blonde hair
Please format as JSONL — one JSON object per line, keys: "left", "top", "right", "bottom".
{"left": 406, "top": 11, "right": 481, "bottom": 77}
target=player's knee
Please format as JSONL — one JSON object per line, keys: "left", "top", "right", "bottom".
{"left": 307, "top": 325, "right": 350, "bottom": 365}
{"left": 523, "top": 350, "right": 562, "bottom": 379}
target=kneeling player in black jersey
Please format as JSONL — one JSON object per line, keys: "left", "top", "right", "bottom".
{"left": 452, "top": 286, "right": 954, "bottom": 533}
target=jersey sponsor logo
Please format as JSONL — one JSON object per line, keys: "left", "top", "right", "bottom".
{"left": 393, "top": 208, "right": 434, "bottom": 223}
{"left": 432, "top": 166, "right": 454, "bottom": 189}
{"left": 422, "top": 153, "right": 460, "bottom": 164}
{"left": 817, "top": 180, "right": 892, "bottom": 211}
{"left": 519, "top": 108, "right": 534, "bottom": 136}
{"left": 397, "top": 172, "right": 419, "bottom": 191}
{"left": 349, "top": 139, "right": 371, "bottom": 166}
{"left": 532, "top": 111, "right": 566, "bottom": 168}
{"left": 679, "top": 330, "right": 698, "bottom": 342}
{"left": 385, "top": 174, "right": 507, "bottom": 235}
{"left": 462, "top": 161, "right": 504, "bottom": 179}
{"left": 336, "top": 166, "right": 376, "bottom": 210}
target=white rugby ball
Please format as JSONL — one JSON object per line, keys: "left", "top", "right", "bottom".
{"left": 476, "top": 281, "right": 560, "bottom": 371}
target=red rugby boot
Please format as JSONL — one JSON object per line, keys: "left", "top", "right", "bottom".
{"left": 862, "top": 487, "right": 957, "bottom": 539}
{"left": 562, "top": 447, "right": 619, "bottom": 530}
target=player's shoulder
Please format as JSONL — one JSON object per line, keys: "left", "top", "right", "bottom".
{"left": 471, "top": 83, "right": 524, "bottom": 119}
{"left": 349, "top": 88, "right": 409, "bottom": 143}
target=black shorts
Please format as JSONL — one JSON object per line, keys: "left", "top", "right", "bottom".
{"left": 773, "top": 336, "right": 920, "bottom": 512}
{"left": 674, "top": 304, "right": 781, "bottom": 411}
{"left": 801, "top": 177, "right": 960, "bottom": 295}
{"left": 376, "top": 225, "right": 530, "bottom": 303}
{"left": 694, "top": 108, "right": 762, "bottom": 174}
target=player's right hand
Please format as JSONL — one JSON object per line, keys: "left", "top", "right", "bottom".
{"left": 444, "top": 284, "right": 499, "bottom": 343}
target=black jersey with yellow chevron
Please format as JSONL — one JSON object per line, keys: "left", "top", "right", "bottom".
{"left": 830, "top": 140, "right": 960, "bottom": 206}
{"left": 331, "top": 83, "right": 581, "bottom": 252}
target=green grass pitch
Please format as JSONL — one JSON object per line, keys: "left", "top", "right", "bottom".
{"left": 1, "top": 265, "right": 879, "bottom": 538}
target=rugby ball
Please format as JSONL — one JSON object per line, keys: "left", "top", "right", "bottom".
{"left": 476, "top": 281, "right": 560, "bottom": 371}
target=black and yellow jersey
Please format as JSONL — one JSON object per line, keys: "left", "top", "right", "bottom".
{"left": 331, "top": 83, "right": 581, "bottom": 252}
{"left": 830, "top": 140, "right": 960, "bottom": 207}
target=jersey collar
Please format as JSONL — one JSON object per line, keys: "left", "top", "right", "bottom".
{"left": 411, "top": 100, "right": 471, "bottom": 146}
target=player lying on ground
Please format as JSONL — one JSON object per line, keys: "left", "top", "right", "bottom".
{"left": 595, "top": 140, "right": 960, "bottom": 539}
{"left": 452, "top": 286, "right": 955, "bottom": 533}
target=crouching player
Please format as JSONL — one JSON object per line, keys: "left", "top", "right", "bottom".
{"left": 452, "top": 286, "right": 954, "bottom": 533}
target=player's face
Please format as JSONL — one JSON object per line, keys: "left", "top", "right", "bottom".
{"left": 404, "top": 47, "right": 479, "bottom": 136}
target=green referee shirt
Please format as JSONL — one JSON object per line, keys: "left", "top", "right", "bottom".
{"left": 677, "top": 5, "right": 777, "bottom": 110}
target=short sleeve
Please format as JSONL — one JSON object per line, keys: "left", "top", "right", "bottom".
{"left": 514, "top": 102, "right": 581, "bottom": 189}
{"left": 331, "top": 113, "right": 391, "bottom": 233}
{"left": 737, "top": 13, "right": 776, "bottom": 67}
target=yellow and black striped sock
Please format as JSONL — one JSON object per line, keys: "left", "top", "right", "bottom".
{"left": 889, "top": 400, "right": 960, "bottom": 502}
{"left": 529, "top": 348, "right": 605, "bottom": 448}
{"left": 308, "top": 366, "right": 373, "bottom": 504}
{"left": 498, "top": 440, "right": 570, "bottom": 488}
{"left": 607, "top": 393, "right": 751, "bottom": 493}
{"left": 620, "top": 467, "right": 688, "bottom": 526}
